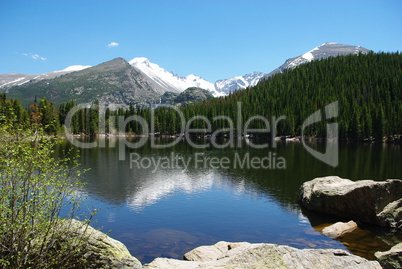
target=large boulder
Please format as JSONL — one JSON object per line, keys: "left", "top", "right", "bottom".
{"left": 144, "top": 241, "right": 381, "bottom": 269}
{"left": 298, "top": 176, "right": 402, "bottom": 228}
{"left": 375, "top": 242, "right": 402, "bottom": 269}
{"left": 61, "top": 219, "right": 142, "bottom": 269}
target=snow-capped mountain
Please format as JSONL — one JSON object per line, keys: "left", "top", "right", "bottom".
{"left": 214, "top": 72, "right": 266, "bottom": 95}
{"left": 130, "top": 57, "right": 266, "bottom": 97}
{"left": 266, "top": 42, "right": 371, "bottom": 77}
{"left": 0, "top": 65, "right": 91, "bottom": 90}
{"left": 129, "top": 57, "right": 224, "bottom": 96}
{"left": 1, "top": 42, "right": 372, "bottom": 104}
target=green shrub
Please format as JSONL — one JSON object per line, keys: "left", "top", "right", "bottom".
{"left": 0, "top": 124, "right": 95, "bottom": 268}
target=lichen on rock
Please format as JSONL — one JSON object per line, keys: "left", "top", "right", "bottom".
{"left": 60, "top": 219, "right": 142, "bottom": 269}
{"left": 375, "top": 242, "right": 402, "bottom": 269}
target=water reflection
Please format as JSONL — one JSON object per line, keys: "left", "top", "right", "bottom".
{"left": 54, "top": 138, "right": 402, "bottom": 262}
{"left": 126, "top": 171, "right": 213, "bottom": 212}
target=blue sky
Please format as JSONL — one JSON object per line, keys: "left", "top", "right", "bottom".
{"left": 0, "top": 0, "right": 401, "bottom": 82}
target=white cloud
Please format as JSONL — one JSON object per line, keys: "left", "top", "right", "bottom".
{"left": 107, "top": 42, "right": 119, "bottom": 48}
{"left": 23, "top": 53, "right": 47, "bottom": 61}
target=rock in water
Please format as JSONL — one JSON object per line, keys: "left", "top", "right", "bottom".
{"left": 321, "top": 221, "right": 359, "bottom": 239}
{"left": 375, "top": 242, "right": 402, "bottom": 269}
{"left": 298, "top": 176, "right": 402, "bottom": 228}
{"left": 144, "top": 241, "right": 381, "bottom": 269}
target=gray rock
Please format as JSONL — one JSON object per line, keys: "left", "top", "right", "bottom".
{"left": 144, "top": 241, "right": 381, "bottom": 269}
{"left": 183, "top": 240, "right": 229, "bottom": 261}
{"left": 321, "top": 221, "right": 359, "bottom": 239}
{"left": 375, "top": 242, "right": 402, "bottom": 269}
{"left": 298, "top": 176, "right": 402, "bottom": 228}
{"left": 61, "top": 219, "right": 142, "bottom": 269}
{"left": 377, "top": 198, "right": 402, "bottom": 228}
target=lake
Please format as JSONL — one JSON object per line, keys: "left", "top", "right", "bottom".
{"left": 55, "top": 137, "right": 402, "bottom": 264}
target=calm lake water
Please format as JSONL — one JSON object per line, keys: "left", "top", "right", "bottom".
{"left": 55, "top": 138, "right": 402, "bottom": 264}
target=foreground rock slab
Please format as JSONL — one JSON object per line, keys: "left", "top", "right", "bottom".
{"left": 144, "top": 241, "right": 381, "bottom": 269}
{"left": 298, "top": 176, "right": 402, "bottom": 228}
{"left": 375, "top": 242, "right": 402, "bottom": 269}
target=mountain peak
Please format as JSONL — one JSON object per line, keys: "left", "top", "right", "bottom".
{"left": 266, "top": 42, "right": 371, "bottom": 77}
{"left": 185, "top": 74, "right": 202, "bottom": 81}
{"left": 129, "top": 57, "right": 150, "bottom": 66}
{"left": 320, "top": 42, "right": 339, "bottom": 46}
{"left": 87, "top": 57, "right": 130, "bottom": 73}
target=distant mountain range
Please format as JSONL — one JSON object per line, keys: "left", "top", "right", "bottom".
{"left": 0, "top": 42, "right": 371, "bottom": 107}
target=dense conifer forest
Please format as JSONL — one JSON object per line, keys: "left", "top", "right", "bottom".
{"left": 1, "top": 52, "right": 401, "bottom": 141}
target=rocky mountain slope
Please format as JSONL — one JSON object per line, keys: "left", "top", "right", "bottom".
{"left": 5, "top": 58, "right": 161, "bottom": 108}
{"left": 164, "top": 87, "right": 214, "bottom": 107}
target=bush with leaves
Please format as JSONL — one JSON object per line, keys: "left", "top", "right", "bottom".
{"left": 0, "top": 124, "right": 96, "bottom": 268}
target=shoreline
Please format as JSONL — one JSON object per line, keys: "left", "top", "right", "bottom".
{"left": 60, "top": 132, "right": 402, "bottom": 144}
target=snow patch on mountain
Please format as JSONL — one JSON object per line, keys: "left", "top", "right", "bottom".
{"left": 301, "top": 51, "right": 314, "bottom": 61}
{"left": 55, "top": 65, "right": 91, "bottom": 72}
{"left": 0, "top": 77, "right": 26, "bottom": 88}
{"left": 0, "top": 65, "right": 92, "bottom": 89}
